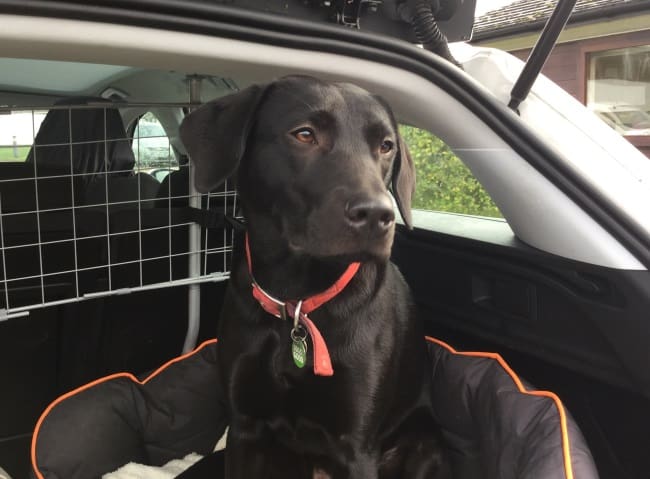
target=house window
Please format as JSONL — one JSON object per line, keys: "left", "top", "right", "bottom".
{"left": 587, "top": 45, "right": 650, "bottom": 136}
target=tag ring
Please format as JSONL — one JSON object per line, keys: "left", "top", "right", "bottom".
{"left": 292, "top": 300, "right": 303, "bottom": 330}
{"left": 291, "top": 324, "right": 307, "bottom": 342}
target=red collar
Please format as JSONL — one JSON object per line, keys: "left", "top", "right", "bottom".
{"left": 245, "top": 234, "right": 360, "bottom": 376}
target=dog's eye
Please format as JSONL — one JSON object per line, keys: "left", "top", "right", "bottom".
{"left": 292, "top": 128, "right": 317, "bottom": 144}
{"left": 380, "top": 140, "right": 394, "bottom": 154}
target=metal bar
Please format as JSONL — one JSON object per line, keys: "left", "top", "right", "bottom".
{"left": 0, "top": 222, "right": 197, "bottom": 251}
{"left": 231, "top": 179, "right": 238, "bottom": 270}
{"left": 0, "top": 167, "right": 139, "bottom": 182}
{"left": 0, "top": 310, "right": 30, "bottom": 322}
{"left": 183, "top": 75, "right": 205, "bottom": 353}
{"left": 0, "top": 165, "right": 221, "bottom": 185}
{"left": 0, "top": 136, "right": 165, "bottom": 149}
{"left": 223, "top": 182, "right": 227, "bottom": 272}
{"left": 508, "top": 0, "right": 578, "bottom": 112}
{"left": 32, "top": 111, "right": 46, "bottom": 304}
{"left": 168, "top": 151, "right": 173, "bottom": 283}
{"left": 137, "top": 124, "right": 144, "bottom": 287}
{"left": 0, "top": 272, "right": 230, "bottom": 321}
{"left": 1, "top": 246, "right": 232, "bottom": 284}
{"left": 204, "top": 191, "right": 211, "bottom": 276}
{"left": 69, "top": 108, "right": 80, "bottom": 298}
{"left": 0, "top": 196, "right": 10, "bottom": 310}
{"left": 103, "top": 108, "right": 113, "bottom": 291}
{"left": 0, "top": 102, "right": 201, "bottom": 113}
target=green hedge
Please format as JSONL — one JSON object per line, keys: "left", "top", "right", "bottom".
{"left": 399, "top": 125, "right": 502, "bottom": 218}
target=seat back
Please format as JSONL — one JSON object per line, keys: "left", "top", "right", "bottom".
{"left": 25, "top": 98, "right": 135, "bottom": 189}
{"left": 85, "top": 173, "right": 160, "bottom": 212}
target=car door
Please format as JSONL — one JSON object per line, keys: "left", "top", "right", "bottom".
{"left": 391, "top": 125, "right": 650, "bottom": 478}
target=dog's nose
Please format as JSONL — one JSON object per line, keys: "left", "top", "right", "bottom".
{"left": 345, "top": 196, "right": 395, "bottom": 234}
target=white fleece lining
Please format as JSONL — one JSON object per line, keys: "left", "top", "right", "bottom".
{"left": 102, "top": 453, "right": 203, "bottom": 479}
{"left": 102, "top": 429, "right": 228, "bottom": 479}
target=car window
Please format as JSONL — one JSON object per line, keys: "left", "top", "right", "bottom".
{"left": 131, "top": 112, "right": 178, "bottom": 175}
{"left": 0, "top": 110, "right": 47, "bottom": 162}
{"left": 400, "top": 125, "right": 502, "bottom": 219}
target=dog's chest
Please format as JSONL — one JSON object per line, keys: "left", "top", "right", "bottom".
{"left": 221, "top": 265, "right": 407, "bottom": 454}
{"left": 233, "top": 367, "right": 373, "bottom": 462}
{"left": 226, "top": 317, "right": 382, "bottom": 437}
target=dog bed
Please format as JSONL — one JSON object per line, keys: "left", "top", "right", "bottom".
{"left": 31, "top": 338, "right": 599, "bottom": 479}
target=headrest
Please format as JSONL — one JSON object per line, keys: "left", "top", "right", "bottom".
{"left": 25, "top": 97, "right": 135, "bottom": 184}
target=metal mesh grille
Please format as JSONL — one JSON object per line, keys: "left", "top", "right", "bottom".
{"left": 0, "top": 104, "right": 236, "bottom": 320}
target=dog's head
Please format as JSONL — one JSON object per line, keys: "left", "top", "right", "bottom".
{"left": 180, "top": 75, "right": 415, "bottom": 262}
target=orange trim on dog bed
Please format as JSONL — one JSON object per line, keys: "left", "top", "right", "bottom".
{"left": 426, "top": 336, "right": 574, "bottom": 479}
{"left": 32, "top": 337, "right": 575, "bottom": 479}
{"left": 31, "top": 339, "right": 218, "bottom": 479}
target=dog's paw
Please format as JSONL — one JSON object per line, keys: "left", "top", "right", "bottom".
{"left": 313, "top": 468, "right": 332, "bottom": 479}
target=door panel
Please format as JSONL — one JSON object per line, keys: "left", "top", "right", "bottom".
{"left": 393, "top": 222, "right": 650, "bottom": 478}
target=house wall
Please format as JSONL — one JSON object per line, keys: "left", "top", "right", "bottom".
{"left": 510, "top": 30, "right": 650, "bottom": 158}
{"left": 511, "top": 43, "right": 581, "bottom": 100}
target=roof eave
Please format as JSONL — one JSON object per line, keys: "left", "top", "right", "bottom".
{"left": 471, "top": 1, "right": 649, "bottom": 42}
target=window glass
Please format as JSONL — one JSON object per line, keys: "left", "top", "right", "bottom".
{"left": 587, "top": 45, "right": 650, "bottom": 136}
{"left": 399, "top": 125, "right": 502, "bottom": 218}
{"left": 132, "top": 112, "right": 177, "bottom": 179}
{"left": 0, "top": 110, "right": 47, "bottom": 162}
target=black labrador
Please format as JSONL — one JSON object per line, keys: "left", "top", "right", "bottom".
{"left": 179, "top": 75, "right": 450, "bottom": 479}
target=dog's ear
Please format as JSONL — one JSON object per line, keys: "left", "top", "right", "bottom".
{"left": 391, "top": 135, "right": 416, "bottom": 229}
{"left": 179, "top": 85, "right": 267, "bottom": 193}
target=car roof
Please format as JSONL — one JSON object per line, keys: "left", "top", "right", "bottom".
{"left": 0, "top": 4, "right": 648, "bottom": 271}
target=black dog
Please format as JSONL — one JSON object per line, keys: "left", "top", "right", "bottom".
{"left": 180, "top": 76, "right": 450, "bottom": 479}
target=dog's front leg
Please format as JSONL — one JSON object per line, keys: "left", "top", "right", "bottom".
{"left": 223, "top": 433, "right": 272, "bottom": 479}
{"left": 225, "top": 430, "right": 308, "bottom": 479}
{"left": 313, "top": 468, "right": 332, "bottom": 479}
{"left": 344, "top": 452, "right": 380, "bottom": 479}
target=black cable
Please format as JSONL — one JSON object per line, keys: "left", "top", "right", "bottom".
{"left": 402, "top": 0, "right": 461, "bottom": 67}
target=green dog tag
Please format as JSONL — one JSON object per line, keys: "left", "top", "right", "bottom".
{"left": 292, "top": 338, "right": 307, "bottom": 368}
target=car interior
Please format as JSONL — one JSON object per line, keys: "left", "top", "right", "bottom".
{"left": 1, "top": 6, "right": 650, "bottom": 479}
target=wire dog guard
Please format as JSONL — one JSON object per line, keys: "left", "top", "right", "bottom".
{"left": 0, "top": 101, "right": 237, "bottom": 324}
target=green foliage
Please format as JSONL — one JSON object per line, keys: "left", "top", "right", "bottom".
{"left": 0, "top": 146, "right": 29, "bottom": 162}
{"left": 399, "top": 125, "right": 502, "bottom": 218}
